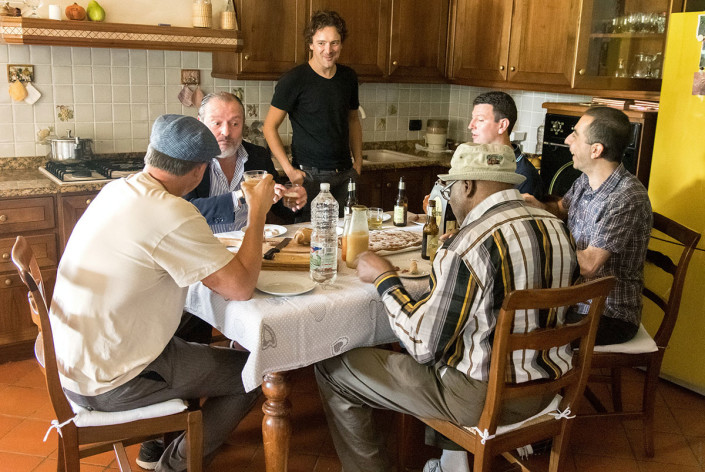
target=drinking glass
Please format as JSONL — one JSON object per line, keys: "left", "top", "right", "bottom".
{"left": 367, "top": 207, "right": 384, "bottom": 230}
{"left": 242, "top": 170, "right": 267, "bottom": 191}
{"left": 282, "top": 182, "right": 300, "bottom": 209}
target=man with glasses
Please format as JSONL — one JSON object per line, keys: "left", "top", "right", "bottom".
{"left": 315, "top": 143, "right": 578, "bottom": 472}
{"left": 524, "top": 107, "right": 652, "bottom": 345}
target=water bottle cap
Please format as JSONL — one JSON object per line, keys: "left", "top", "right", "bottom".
{"left": 320, "top": 182, "right": 331, "bottom": 191}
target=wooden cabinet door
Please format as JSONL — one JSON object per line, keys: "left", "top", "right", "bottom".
{"left": 220, "top": 0, "right": 308, "bottom": 79}
{"left": 358, "top": 169, "right": 385, "bottom": 210}
{"left": 448, "top": 0, "right": 512, "bottom": 82}
{"left": 506, "top": 0, "right": 579, "bottom": 86}
{"left": 388, "top": 0, "right": 450, "bottom": 82}
{"left": 310, "top": 0, "right": 390, "bottom": 79}
{"left": 59, "top": 192, "right": 98, "bottom": 252}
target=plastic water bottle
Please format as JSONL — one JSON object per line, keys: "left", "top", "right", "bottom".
{"left": 310, "top": 183, "right": 339, "bottom": 284}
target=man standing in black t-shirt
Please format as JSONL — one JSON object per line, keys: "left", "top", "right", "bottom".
{"left": 263, "top": 10, "right": 363, "bottom": 220}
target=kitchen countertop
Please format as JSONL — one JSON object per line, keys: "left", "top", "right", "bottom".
{"left": 0, "top": 142, "right": 454, "bottom": 199}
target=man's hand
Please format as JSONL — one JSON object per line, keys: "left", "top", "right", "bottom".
{"left": 439, "top": 229, "right": 459, "bottom": 242}
{"left": 242, "top": 174, "right": 275, "bottom": 219}
{"left": 356, "top": 251, "right": 396, "bottom": 284}
{"left": 286, "top": 168, "right": 306, "bottom": 185}
{"left": 273, "top": 183, "right": 308, "bottom": 211}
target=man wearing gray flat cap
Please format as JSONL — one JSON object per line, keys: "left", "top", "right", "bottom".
{"left": 315, "top": 143, "right": 579, "bottom": 472}
{"left": 49, "top": 114, "right": 275, "bottom": 472}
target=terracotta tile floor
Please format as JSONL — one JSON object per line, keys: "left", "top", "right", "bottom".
{"left": 1, "top": 359, "right": 704, "bottom": 471}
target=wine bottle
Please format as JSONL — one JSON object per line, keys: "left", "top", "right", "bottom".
{"left": 344, "top": 178, "right": 357, "bottom": 217}
{"left": 393, "top": 177, "right": 408, "bottom": 227}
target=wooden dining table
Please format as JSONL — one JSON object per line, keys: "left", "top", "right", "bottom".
{"left": 185, "top": 219, "right": 430, "bottom": 472}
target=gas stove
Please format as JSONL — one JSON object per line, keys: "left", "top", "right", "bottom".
{"left": 39, "top": 158, "right": 145, "bottom": 185}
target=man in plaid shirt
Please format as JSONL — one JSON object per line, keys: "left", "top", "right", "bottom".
{"left": 524, "top": 106, "right": 652, "bottom": 345}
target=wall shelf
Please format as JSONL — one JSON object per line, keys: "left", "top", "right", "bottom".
{"left": 0, "top": 17, "right": 242, "bottom": 52}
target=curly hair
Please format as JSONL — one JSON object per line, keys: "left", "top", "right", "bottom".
{"left": 304, "top": 10, "right": 347, "bottom": 45}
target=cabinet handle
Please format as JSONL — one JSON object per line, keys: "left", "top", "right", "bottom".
{"left": 244, "top": 54, "right": 250, "bottom": 60}
{"left": 579, "top": 69, "right": 586, "bottom": 75}
{"left": 2, "top": 253, "right": 8, "bottom": 260}
{"left": 499, "top": 65, "right": 505, "bottom": 71}
{"left": 85, "top": 198, "right": 92, "bottom": 205}
{"left": 510, "top": 66, "right": 516, "bottom": 72}
{"left": 4, "top": 278, "right": 11, "bottom": 286}
{"left": 392, "top": 60, "right": 398, "bottom": 66}
{"left": 0, "top": 214, "right": 6, "bottom": 222}
{"left": 386, "top": 183, "right": 392, "bottom": 188}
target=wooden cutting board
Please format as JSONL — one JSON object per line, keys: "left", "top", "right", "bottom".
{"left": 217, "top": 236, "right": 310, "bottom": 271}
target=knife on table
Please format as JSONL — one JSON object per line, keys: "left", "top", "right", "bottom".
{"left": 263, "top": 237, "right": 292, "bottom": 260}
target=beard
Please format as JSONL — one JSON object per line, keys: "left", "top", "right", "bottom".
{"left": 216, "top": 141, "right": 238, "bottom": 159}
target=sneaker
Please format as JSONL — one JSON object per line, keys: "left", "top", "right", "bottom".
{"left": 136, "top": 438, "right": 164, "bottom": 470}
{"left": 423, "top": 458, "right": 443, "bottom": 472}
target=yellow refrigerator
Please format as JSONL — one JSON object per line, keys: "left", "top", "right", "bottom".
{"left": 647, "top": 11, "right": 705, "bottom": 393}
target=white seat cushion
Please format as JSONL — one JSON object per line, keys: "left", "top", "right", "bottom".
{"left": 69, "top": 398, "right": 188, "bottom": 427}
{"left": 463, "top": 394, "right": 563, "bottom": 437}
{"left": 593, "top": 324, "right": 658, "bottom": 354}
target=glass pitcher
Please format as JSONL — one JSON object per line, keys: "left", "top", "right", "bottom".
{"left": 345, "top": 205, "right": 369, "bottom": 269}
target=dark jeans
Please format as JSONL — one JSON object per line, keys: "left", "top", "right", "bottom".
{"left": 298, "top": 166, "right": 359, "bottom": 222}
{"left": 566, "top": 310, "right": 639, "bottom": 345}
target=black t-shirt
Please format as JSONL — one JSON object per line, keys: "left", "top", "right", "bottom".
{"left": 271, "top": 63, "right": 359, "bottom": 170}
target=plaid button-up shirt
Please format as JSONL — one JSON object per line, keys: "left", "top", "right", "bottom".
{"left": 563, "top": 164, "right": 652, "bottom": 326}
{"left": 375, "top": 190, "right": 578, "bottom": 383}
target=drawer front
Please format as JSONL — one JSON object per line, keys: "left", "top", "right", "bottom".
{"left": 0, "top": 233, "right": 58, "bottom": 273}
{"left": 0, "top": 197, "right": 55, "bottom": 234}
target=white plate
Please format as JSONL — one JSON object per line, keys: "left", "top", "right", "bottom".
{"left": 398, "top": 270, "right": 430, "bottom": 279}
{"left": 240, "top": 224, "right": 287, "bottom": 238}
{"left": 382, "top": 213, "right": 391, "bottom": 222}
{"left": 256, "top": 272, "right": 316, "bottom": 296}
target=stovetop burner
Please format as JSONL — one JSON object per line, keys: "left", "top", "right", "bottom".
{"left": 42, "top": 158, "right": 145, "bottom": 184}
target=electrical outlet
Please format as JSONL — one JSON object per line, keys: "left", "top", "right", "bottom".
{"left": 409, "top": 119, "right": 422, "bottom": 131}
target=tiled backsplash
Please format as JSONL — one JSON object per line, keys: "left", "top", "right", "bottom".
{"left": 0, "top": 43, "right": 590, "bottom": 159}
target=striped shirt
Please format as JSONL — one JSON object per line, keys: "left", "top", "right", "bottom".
{"left": 375, "top": 189, "right": 578, "bottom": 383}
{"left": 563, "top": 164, "right": 652, "bottom": 326}
{"left": 208, "top": 145, "right": 249, "bottom": 234}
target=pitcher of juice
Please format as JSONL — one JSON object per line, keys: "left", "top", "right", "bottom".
{"left": 345, "top": 205, "right": 369, "bottom": 269}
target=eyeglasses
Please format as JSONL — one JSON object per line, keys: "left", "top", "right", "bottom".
{"left": 438, "top": 179, "right": 457, "bottom": 200}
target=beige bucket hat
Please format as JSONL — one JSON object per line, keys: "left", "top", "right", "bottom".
{"left": 437, "top": 143, "right": 525, "bottom": 186}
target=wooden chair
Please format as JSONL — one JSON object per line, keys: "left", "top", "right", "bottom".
{"left": 413, "top": 276, "right": 615, "bottom": 472}
{"left": 11, "top": 235, "right": 204, "bottom": 472}
{"left": 581, "top": 212, "right": 701, "bottom": 457}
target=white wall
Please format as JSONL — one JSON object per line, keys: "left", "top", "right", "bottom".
{"left": 0, "top": 42, "right": 589, "bottom": 159}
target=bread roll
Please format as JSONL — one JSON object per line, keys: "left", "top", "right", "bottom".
{"left": 294, "top": 227, "right": 313, "bottom": 245}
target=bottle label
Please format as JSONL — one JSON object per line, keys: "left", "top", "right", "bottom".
{"left": 393, "top": 205, "right": 406, "bottom": 224}
{"left": 310, "top": 245, "right": 337, "bottom": 271}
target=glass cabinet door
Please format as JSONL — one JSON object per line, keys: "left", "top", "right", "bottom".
{"left": 574, "top": 0, "right": 680, "bottom": 91}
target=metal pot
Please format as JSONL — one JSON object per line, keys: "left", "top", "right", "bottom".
{"left": 49, "top": 130, "right": 93, "bottom": 161}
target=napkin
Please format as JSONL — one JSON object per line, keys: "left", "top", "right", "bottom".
{"left": 178, "top": 84, "right": 193, "bottom": 107}
{"left": 24, "top": 83, "right": 42, "bottom": 105}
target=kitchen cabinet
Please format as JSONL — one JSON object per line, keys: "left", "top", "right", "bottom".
{"left": 212, "top": 0, "right": 449, "bottom": 83}
{"left": 572, "top": 0, "right": 684, "bottom": 91}
{"left": 58, "top": 192, "right": 99, "bottom": 253}
{"left": 0, "top": 196, "right": 58, "bottom": 362}
{"left": 448, "top": 0, "right": 579, "bottom": 87}
{"left": 211, "top": 0, "right": 308, "bottom": 81}
{"left": 0, "top": 17, "right": 241, "bottom": 52}
{"left": 310, "top": 0, "right": 449, "bottom": 82}
{"left": 359, "top": 166, "right": 439, "bottom": 214}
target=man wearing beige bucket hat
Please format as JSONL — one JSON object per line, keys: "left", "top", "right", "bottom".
{"left": 314, "top": 143, "right": 579, "bottom": 472}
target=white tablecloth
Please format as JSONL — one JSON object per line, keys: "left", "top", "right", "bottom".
{"left": 185, "top": 226, "right": 430, "bottom": 392}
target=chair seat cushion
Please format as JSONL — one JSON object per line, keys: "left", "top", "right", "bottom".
{"left": 593, "top": 324, "right": 658, "bottom": 354}
{"left": 69, "top": 398, "right": 188, "bottom": 427}
{"left": 463, "top": 394, "right": 563, "bottom": 437}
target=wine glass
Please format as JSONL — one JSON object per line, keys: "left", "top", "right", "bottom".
{"left": 23, "top": 0, "right": 42, "bottom": 18}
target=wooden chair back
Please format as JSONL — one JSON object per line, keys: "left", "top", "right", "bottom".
{"left": 11, "top": 235, "right": 75, "bottom": 423}
{"left": 644, "top": 212, "right": 700, "bottom": 348}
{"left": 420, "top": 276, "right": 616, "bottom": 472}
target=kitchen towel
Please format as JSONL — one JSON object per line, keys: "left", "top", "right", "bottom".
{"left": 24, "top": 83, "right": 42, "bottom": 105}
{"left": 192, "top": 85, "right": 204, "bottom": 108}
{"left": 178, "top": 84, "right": 193, "bottom": 107}
{"left": 9, "top": 80, "right": 27, "bottom": 102}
